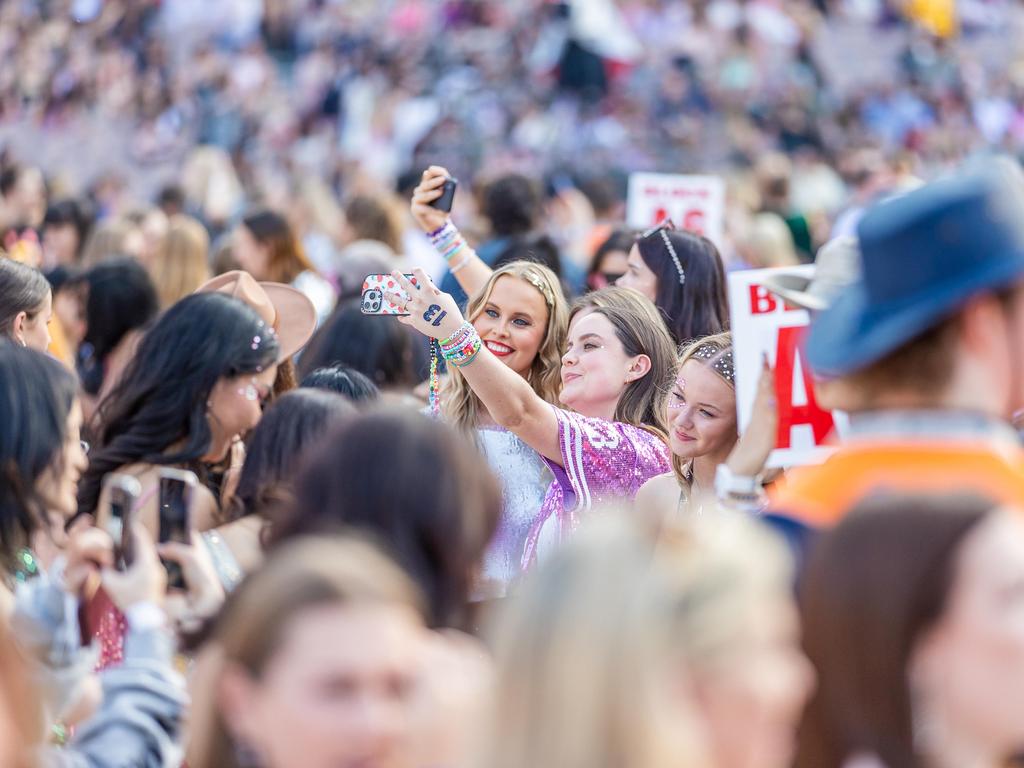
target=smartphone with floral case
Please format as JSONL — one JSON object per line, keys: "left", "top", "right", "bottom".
{"left": 360, "top": 273, "right": 419, "bottom": 316}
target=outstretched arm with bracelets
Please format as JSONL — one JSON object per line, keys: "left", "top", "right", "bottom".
{"left": 388, "top": 269, "right": 562, "bottom": 464}
{"left": 411, "top": 166, "right": 494, "bottom": 299}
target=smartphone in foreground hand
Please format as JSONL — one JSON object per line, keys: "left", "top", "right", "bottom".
{"left": 104, "top": 474, "right": 142, "bottom": 571}
{"left": 361, "top": 274, "right": 420, "bottom": 316}
{"left": 157, "top": 468, "right": 197, "bottom": 589}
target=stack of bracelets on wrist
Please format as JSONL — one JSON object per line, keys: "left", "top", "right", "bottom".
{"left": 429, "top": 221, "right": 471, "bottom": 273}
{"left": 439, "top": 322, "right": 482, "bottom": 367}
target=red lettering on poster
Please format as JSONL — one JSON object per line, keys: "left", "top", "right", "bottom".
{"left": 749, "top": 285, "right": 778, "bottom": 314}
{"left": 774, "top": 326, "right": 835, "bottom": 449}
{"left": 683, "top": 208, "right": 705, "bottom": 233}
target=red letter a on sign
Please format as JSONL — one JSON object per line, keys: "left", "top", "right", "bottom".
{"left": 774, "top": 326, "right": 835, "bottom": 449}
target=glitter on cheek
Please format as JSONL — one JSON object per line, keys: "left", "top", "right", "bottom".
{"left": 237, "top": 384, "right": 258, "bottom": 401}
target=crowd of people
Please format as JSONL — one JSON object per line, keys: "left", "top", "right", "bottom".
{"left": 4, "top": 2, "right": 1024, "bottom": 768}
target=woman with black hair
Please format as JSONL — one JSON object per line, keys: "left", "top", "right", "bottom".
{"left": 78, "top": 292, "right": 280, "bottom": 534}
{"left": 78, "top": 292, "right": 279, "bottom": 669}
{"left": 0, "top": 342, "right": 84, "bottom": 591}
{"left": 72, "top": 258, "right": 159, "bottom": 419}
{"left": 616, "top": 221, "right": 730, "bottom": 345}
{"left": 201, "top": 388, "right": 354, "bottom": 590}
{"left": 298, "top": 299, "right": 420, "bottom": 400}
{"left": 0, "top": 342, "right": 188, "bottom": 765}
{"left": 299, "top": 364, "right": 380, "bottom": 402}
{"left": 41, "top": 198, "right": 93, "bottom": 271}
{"left": 587, "top": 228, "right": 635, "bottom": 291}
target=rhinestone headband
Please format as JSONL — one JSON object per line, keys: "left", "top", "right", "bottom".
{"left": 641, "top": 220, "right": 685, "bottom": 285}
{"left": 691, "top": 343, "right": 735, "bottom": 386}
{"left": 660, "top": 229, "right": 686, "bottom": 285}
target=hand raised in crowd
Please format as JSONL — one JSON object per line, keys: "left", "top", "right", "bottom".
{"left": 411, "top": 166, "right": 453, "bottom": 233}
{"left": 726, "top": 354, "right": 778, "bottom": 479}
{"left": 388, "top": 269, "right": 465, "bottom": 340}
{"left": 158, "top": 532, "right": 226, "bottom": 632}
{"left": 101, "top": 528, "right": 167, "bottom": 611}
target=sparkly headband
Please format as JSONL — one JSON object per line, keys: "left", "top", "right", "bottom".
{"left": 641, "top": 222, "right": 686, "bottom": 286}
{"left": 659, "top": 229, "right": 686, "bottom": 285}
{"left": 691, "top": 343, "right": 734, "bottom": 386}
{"left": 520, "top": 271, "right": 555, "bottom": 307}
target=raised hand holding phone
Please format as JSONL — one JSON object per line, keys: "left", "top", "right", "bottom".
{"left": 361, "top": 273, "right": 420, "bottom": 316}
{"left": 159, "top": 531, "right": 226, "bottom": 631}
{"left": 411, "top": 166, "right": 457, "bottom": 232}
{"left": 103, "top": 473, "right": 142, "bottom": 571}
{"left": 101, "top": 528, "right": 167, "bottom": 611}
{"left": 157, "top": 468, "right": 197, "bottom": 590}
{"left": 387, "top": 269, "right": 465, "bottom": 340}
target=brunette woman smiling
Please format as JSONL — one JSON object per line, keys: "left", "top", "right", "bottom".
{"left": 392, "top": 269, "right": 674, "bottom": 570}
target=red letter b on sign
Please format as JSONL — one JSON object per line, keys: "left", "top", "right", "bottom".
{"left": 749, "top": 285, "right": 778, "bottom": 315}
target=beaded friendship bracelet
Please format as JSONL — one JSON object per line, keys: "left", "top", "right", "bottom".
{"left": 440, "top": 321, "right": 474, "bottom": 351}
{"left": 440, "top": 322, "right": 482, "bottom": 368}
{"left": 429, "top": 221, "right": 467, "bottom": 263}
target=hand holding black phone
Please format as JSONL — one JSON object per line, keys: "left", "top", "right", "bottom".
{"left": 104, "top": 474, "right": 142, "bottom": 571}
{"left": 429, "top": 177, "right": 458, "bottom": 213}
{"left": 157, "top": 468, "right": 197, "bottom": 590}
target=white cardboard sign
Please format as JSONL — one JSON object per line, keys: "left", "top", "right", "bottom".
{"left": 626, "top": 172, "right": 725, "bottom": 247}
{"left": 728, "top": 266, "right": 848, "bottom": 468}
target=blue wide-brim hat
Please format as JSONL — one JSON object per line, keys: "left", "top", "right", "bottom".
{"left": 807, "top": 159, "right": 1024, "bottom": 377}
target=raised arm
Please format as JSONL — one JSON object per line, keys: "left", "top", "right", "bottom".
{"left": 411, "top": 167, "right": 493, "bottom": 299}
{"left": 390, "top": 270, "right": 564, "bottom": 465}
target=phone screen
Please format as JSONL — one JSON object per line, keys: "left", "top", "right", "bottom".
{"left": 158, "top": 476, "right": 192, "bottom": 589}
{"left": 108, "top": 487, "right": 136, "bottom": 571}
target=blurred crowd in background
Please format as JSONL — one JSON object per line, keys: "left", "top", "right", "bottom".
{"left": 1, "top": 0, "right": 1023, "bottom": 286}
{"left": 5, "top": 3, "right": 1024, "bottom": 768}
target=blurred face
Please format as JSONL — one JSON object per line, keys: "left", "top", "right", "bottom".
{"left": 694, "top": 592, "right": 815, "bottom": 768}
{"left": 14, "top": 168, "right": 45, "bottom": 223}
{"left": 138, "top": 210, "right": 169, "bottom": 266}
{"left": 42, "top": 222, "right": 80, "bottom": 268}
{"left": 225, "top": 603, "right": 426, "bottom": 768}
{"left": 15, "top": 291, "right": 52, "bottom": 352}
{"left": 36, "top": 399, "right": 88, "bottom": 520}
{"left": 234, "top": 225, "right": 270, "bottom": 280}
{"left": 559, "top": 310, "right": 649, "bottom": 420}
{"left": 589, "top": 249, "right": 629, "bottom": 290}
{"left": 207, "top": 365, "right": 278, "bottom": 456}
{"left": 911, "top": 511, "right": 1024, "bottom": 758}
{"left": 472, "top": 275, "right": 548, "bottom": 379}
{"left": 667, "top": 361, "right": 738, "bottom": 462}
{"left": 616, "top": 244, "right": 658, "bottom": 301}
{"left": 53, "top": 285, "right": 86, "bottom": 349}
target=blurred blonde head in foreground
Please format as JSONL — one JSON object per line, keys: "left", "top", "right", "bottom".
{"left": 475, "top": 509, "right": 813, "bottom": 768}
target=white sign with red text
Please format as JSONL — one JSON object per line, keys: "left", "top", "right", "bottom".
{"left": 728, "top": 266, "right": 848, "bottom": 468}
{"left": 626, "top": 173, "right": 725, "bottom": 247}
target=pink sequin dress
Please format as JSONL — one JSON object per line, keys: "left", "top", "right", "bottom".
{"left": 521, "top": 406, "right": 670, "bottom": 569}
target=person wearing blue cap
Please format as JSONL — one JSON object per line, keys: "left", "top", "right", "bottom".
{"left": 770, "top": 158, "right": 1024, "bottom": 530}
